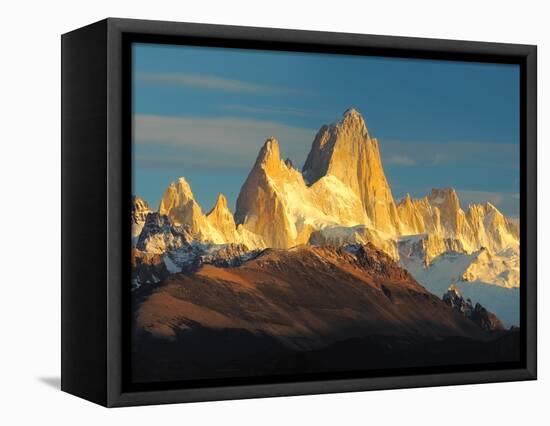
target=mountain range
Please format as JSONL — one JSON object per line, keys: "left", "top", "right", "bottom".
{"left": 130, "top": 107, "right": 521, "bottom": 383}
{"left": 132, "top": 108, "right": 519, "bottom": 326}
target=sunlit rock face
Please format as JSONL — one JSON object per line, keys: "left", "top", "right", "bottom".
{"left": 303, "top": 108, "right": 401, "bottom": 235}
{"left": 395, "top": 186, "right": 518, "bottom": 264}
{"left": 235, "top": 136, "right": 368, "bottom": 249}
{"left": 235, "top": 137, "right": 301, "bottom": 249}
{"left": 465, "top": 201, "right": 519, "bottom": 254}
{"left": 206, "top": 193, "right": 237, "bottom": 242}
{"left": 158, "top": 177, "right": 209, "bottom": 236}
{"left": 157, "top": 177, "right": 266, "bottom": 248}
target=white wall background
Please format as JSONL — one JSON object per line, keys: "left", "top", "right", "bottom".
{"left": 1, "top": 0, "right": 546, "bottom": 423}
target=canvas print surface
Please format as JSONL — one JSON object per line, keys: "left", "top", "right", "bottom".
{"left": 130, "top": 43, "right": 520, "bottom": 384}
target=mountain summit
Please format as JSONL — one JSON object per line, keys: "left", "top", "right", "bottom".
{"left": 235, "top": 136, "right": 315, "bottom": 248}
{"left": 303, "top": 109, "right": 400, "bottom": 234}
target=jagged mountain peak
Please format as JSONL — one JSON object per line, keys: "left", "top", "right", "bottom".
{"left": 235, "top": 135, "right": 308, "bottom": 248}
{"left": 210, "top": 193, "right": 229, "bottom": 212}
{"left": 132, "top": 196, "right": 151, "bottom": 215}
{"left": 132, "top": 195, "right": 150, "bottom": 209}
{"left": 263, "top": 136, "right": 279, "bottom": 150}
{"left": 443, "top": 284, "right": 469, "bottom": 306}
{"left": 250, "top": 137, "right": 286, "bottom": 177}
{"left": 131, "top": 196, "right": 152, "bottom": 240}
{"left": 257, "top": 136, "right": 280, "bottom": 161}
{"left": 302, "top": 108, "right": 375, "bottom": 179}
{"left": 302, "top": 107, "right": 398, "bottom": 234}
{"left": 484, "top": 201, "right": 499, "bottom": 213}
{"left": 428, "top": 187, "right": 461, "bottom": 211}
{"left": 466, "top": 201, "right": 501, "bottom": 219}
{"left": 136, "top": 211, "right": 191, "bottom": 255}
{"left": 429, "top": 187, "right": 459, "bottom": 201}
{"left": 158, "top": 177, "right": 208, "bottom": 236}
{"left": 206, "top": 192, "right": 238, "bottom": 242}
{"left": 159, "top": 177, "right": 199, "bottom": 210}
{"left": 343, "top": 107, "right": 361, "bottom": 117}
{"left": 399, "top": 193, "right": 413, "bottom": 206}
{"left": 163, "top": 176, "right": 195, "bottom": 203}
{"left": 338, "top": 107, "right": 368, "bottom": 133}
{"left": 442, "top": 284, "right": 505, "bottom": 331}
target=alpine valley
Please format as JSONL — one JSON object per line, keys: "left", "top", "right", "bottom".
{"left": 131, "top": 109, "right": 520, "bottom": 383}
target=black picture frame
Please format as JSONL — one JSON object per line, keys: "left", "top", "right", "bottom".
{"left": 61, "top": 17, "right": 537, "bottom": 407}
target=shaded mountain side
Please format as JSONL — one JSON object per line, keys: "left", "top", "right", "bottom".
{"left": 132, "top": 325, "right": 520, "bottom": 383}
{"left": 134, "top": 244, "right": 497, "bottom": 351}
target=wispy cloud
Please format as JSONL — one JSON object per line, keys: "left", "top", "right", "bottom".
{"left": 136, "top": 72, "right": 306, "bottom": 95}
{"left": 219, "top": 104, "right": 315, "bottom": 117}
{"left": 385, "top": 154, "right": 416, "bottom": 166}
{"left": 134, "top": 114, "right": 315, "bottom": 170}
{"left": 381, "top": 140, "right": 518, "bottom": 167}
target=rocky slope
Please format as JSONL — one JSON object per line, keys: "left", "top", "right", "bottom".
{"left": 131, "top": 211, "right": 262, "bottom": 289}
{"left": 135, "top": 244, "right": 489, "bottom": 349}
{"left": 132, "top": 243, "right": 519, "bottom": 382}
{"left": 443, "top": 285, "right": 505, "bottom": 332}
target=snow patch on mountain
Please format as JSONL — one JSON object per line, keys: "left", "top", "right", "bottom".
{"left": 400, "top": 248, "right": 519, "bottom": 327}
{"left": 462, "top": 247, "right": 519, "bottom": 288}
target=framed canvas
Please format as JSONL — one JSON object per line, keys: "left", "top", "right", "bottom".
{"left": 61, "top": 18, "right": 537, "bottom": 407}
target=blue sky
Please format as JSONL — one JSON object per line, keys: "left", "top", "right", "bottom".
{"left": 132, "top": 43, "right": 520, "bottom": 217}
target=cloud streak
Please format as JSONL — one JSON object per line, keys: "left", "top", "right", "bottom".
{"left": 385, "top": 154, "right": 416, "bottom": 166}
{"left": 381, "top": 140, "right": 518, "bottom": 168}
{"left": 219, "top": 104, "right": 316, "bottom": 117}
{"left": 134, "top": 114, "right": 316, "bottom": 170}
{"left": 136, "top": 72, "right": 306, "bottom": 95}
